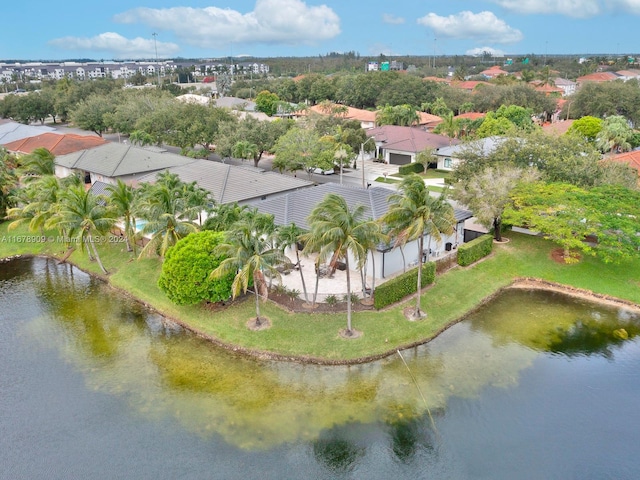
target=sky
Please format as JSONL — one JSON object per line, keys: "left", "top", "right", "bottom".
{"left": 2, "top": 0, "right": 639, "bottom": 61}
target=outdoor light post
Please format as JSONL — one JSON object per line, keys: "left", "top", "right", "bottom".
{"left": 360, "top": 137, "right": 376, "bottom": 188}
{"left": 152, "top": 32, "right": 160, "bottom": 87}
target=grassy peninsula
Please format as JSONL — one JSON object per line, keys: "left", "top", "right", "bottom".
{"left": 1, "top": 222, "right": 639, "bottom": 362}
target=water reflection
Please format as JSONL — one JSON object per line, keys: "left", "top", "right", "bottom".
{"left": 469, "top": 289, "right": 640, "bottom": 357}
{"left": 7, "top": 257, "right": 640, "bottom": 453}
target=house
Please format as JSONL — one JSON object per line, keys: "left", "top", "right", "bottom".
{"left": 576, "top": 71, "right": 620, "bottom": 86}
{"left": 135, "top": 160, "right": 313, "bottom": 205}
{"left": 247, "top": 182, "right": 472, "bottom": 279}
{"left": 417, "top": 112, "right": 443, "bottom": 130}
{"left": 366, "top": 125, "right": 458, "bottom": 165}
{"left": 0, "top": 121, "right": 55, "bottom": 145}
{"left": 480, "top": 65, "right": 509, "bottom": 78}
{"left": 450, "top": 80, "right": 492, "bottom": 92}
{"left": 302, "top": 103, "right": 377, "bottom": 130}
{"left": 603, "top": 150, "right": 640, "bottom": 185}
{"left": 615, "top": 69, "right": 640, "bottom": 81}
{"left": 434, "top": 136, "right": 504, "bottom": 171}
{"left": 553, "top": 77, "right": 577, "bottom": 96}
{"left": 54, "top": 143, "right": 195, "bottom": 186}
{"left": 3, "top": 132, "right": 107, "bottom": 156}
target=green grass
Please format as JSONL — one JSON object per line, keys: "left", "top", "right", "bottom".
{"left": 374, "top": 177, "right": 400, "bottom": 184}
{"left": 2, "top": 222, "right": 639, "bottom": 361}
{"left": 420, "top": 169, "right": 452, "bottom": 180}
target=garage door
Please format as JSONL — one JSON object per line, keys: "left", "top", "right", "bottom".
{"left": 389, "top": 153, "right": 411, "bottom": 165}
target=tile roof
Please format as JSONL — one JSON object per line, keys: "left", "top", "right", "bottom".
{"left": 453, "top": 112, "right": 485, "bottom": 121}
{"left": 247, "top": 182, "right": 472, "bottom": 231}
{"left": 606, "top": 150, "right": 640, "bottom": 177}
{"left": 4, "top": 132, "right": 106, "bottom": 156}
{"left": 367, "top": 125, "right": 458, "bottom": 153}
{"left": 481, "top": 66, "right": 509, "bottom": 77}
{"left": 135, "top": 160, "right": 313, "bottom": 205}
{"left": 417, "top": 111, "right": 442, "bottom": 126}
{"left": 542, "top": 119, "right": 574, "bottom": 136}
{"left": 576, "top": 72, "right": 620, "bottom": 83}
{"left": 450, "top": 80, "right": 492, "bottom": 91}
{"left": 306, "top": 103, "right": 377, "bottom": 123}
{"left": 55, "top": 143, "right": 195, "bottom": 177}
{"left": 0, "top": 121, "right": 56, "bottom": 145}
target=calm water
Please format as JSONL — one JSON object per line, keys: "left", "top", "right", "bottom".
{"left": 1, "top": 257, "right": 640, "bottom": 480}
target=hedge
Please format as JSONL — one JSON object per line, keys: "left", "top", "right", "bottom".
{"left": 373, "top": 261, "right": 436, "bottom": 309}
{"left": 398, "top": 162, "right": 424, "bottom": 175}
{"left": 457, "top": 234, "right": 493, "bottom": 267}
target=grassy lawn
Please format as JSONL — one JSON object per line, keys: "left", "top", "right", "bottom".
{"left": 2, "top": 222, "right": 639, "bottom": 361}
{"left": 421, "top": 169, "right": 452, "bottom": 180}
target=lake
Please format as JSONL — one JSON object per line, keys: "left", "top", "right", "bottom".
{"left": 1, "top": 257, "right": 639, "bottom": 479}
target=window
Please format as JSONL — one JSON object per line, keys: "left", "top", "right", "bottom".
{"left": 444, "top": 158, "right": 452, "bottom": 169}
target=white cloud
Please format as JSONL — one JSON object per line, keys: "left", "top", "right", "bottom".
{"left": 466, "top": 46, "right": 506, "bottom": 57}
{"left": 48, "top": 32, "right": 180, "bottom": 59}
{"left": 114, "top": 0, "right": 340, "bottom": 49}
{"left": 609, "top": 0, "right": 640, "bottom": 14}
{"left": 382, "top": 13, "right": 405, "bottom": 25}
{"left": 417, "top": 11, "right": 523, "bottom": 44}
{"left": 490, "top": 0, "right": 600, "bottom": 18}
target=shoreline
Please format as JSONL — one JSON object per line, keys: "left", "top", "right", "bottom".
{"left": 4, "top": 253, "right": 640, "bottom": 365}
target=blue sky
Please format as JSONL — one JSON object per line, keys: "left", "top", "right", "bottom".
{"left": 2, "top": 0, "right": 639, "bottom": 61}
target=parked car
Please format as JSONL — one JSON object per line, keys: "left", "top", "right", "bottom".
{"left": 312, "top": 167, "right": 335, "bottom": 175}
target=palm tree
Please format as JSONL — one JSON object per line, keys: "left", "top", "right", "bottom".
{"left": 7, "top": 175, "right": 62, "bottom": 234}
{"left": 106, "top": 180, "right": 137, "bottom": 253}
{"left": 17, "top": 147, "right": 55, "bottom": 181}
{"left": 277, "top": 223, "right": 309, "bottom": 303}
{"left": 304, "top": 193, "right": 377, "bottom": 336}
{"left": 355, "top": 219, "right": 386, "bottom": 301}
{"left": 232, "top": 140, "right": 259, "bottom": 163}
{"left": 211, "top": 212, "right": 286, "bottom": 327}
{"left": 381, "top": 174, "right": 455, "bottom": 320}
{"left": 135, "top": 174, "right": 199, "bottom": 258}
{"left": 45, "top": 184, "right": 116, "bottom": 274}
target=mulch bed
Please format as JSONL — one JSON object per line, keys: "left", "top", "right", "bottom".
{"left": 266, "top": 292, "right": 375, "bottom": 314}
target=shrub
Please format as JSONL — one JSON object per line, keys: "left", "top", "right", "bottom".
{"left": 398, "top": 162, "right": 424, "bottom": 175}
{"left": 343, "top": 292, "right": 359, "bottom": 304}
{"left": 373, "top": 262, "right": 436, "bottom": 309}
{"left": 157, "top": 231, "right": 234, "bottom": 305}
{"left": 457, "top": 234, "right": 493, "bottom": 267}
{"left": 325, "top": 294, "right": 338, "bottom": 306}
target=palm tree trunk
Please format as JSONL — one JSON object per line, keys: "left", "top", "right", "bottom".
{"left": 312, "top": 258, "right": 320, "bottom": 306}
{"left": 400, "top": 245, "right": 406, "bottom": 272}
{"left": 345, "top": 256, "right": 352, "bottom": 334}
{"left": 254, "top": 288, "right": 261, "bottom": 325}
{"left": 89, "top": 237, "right": 108, "bottom": 274}
{"left": 370, "top": 251, "right": 376, "bottom": 298}
{"left": 295, "top": 249, "right": 309, "bottom": 302}
{"left": 415, "top": 235, "right": 424, "bottom": 318}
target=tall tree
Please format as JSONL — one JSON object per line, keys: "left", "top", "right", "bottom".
{"left": 381, "top": 174, "right": 455, "bottom": 319}
{"left": 105, "top": 180, "right": 137, "bottom": 253}
{"left": 304, "top": 193, "right": 378, "bottom": 336}
{"left": 277, "top": 223, "right": 310, "bottom": 304}
{"left": 453, "top": 165, "right": 540, "bottom": 241}
{"left": 211, "top": 211, "right": 286, "bottom": 327}
{"left": 46, "top": 184, "right": 116, "bottom": 274}
{"left": 135, "top": 173, "right": 199, "bottom": 258}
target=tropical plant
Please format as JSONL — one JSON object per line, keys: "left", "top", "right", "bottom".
{"left": 210, "top": 211, "right": 286, "bottom": 327}
{"left": 135, "top": 173, "right": 199, "bottom": 258}
{"left": 45, "top": 184, "right": 116, "bottom": 273}
{"left": 104, "top": 180, "right": 137, "bottom": 252}
{"left": 381, "top": 174, "right": 455, "bottom": 319}
{"left": 277, "top": 223, "right": 309, "bottom": 303}
{"left": 303, "top": 193, "right": 378, "bottom": 335}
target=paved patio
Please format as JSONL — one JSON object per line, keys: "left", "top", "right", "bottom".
{"left": 273, "top": 251, "right": 375, "bottom": 303}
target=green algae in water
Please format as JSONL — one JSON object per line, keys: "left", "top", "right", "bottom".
{"left": 21, "top": 261, "right": 640, "bottom": 450}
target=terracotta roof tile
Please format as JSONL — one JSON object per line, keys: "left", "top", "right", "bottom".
{"left": 4, "top": 132, "right": 106, "bottom": 156}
